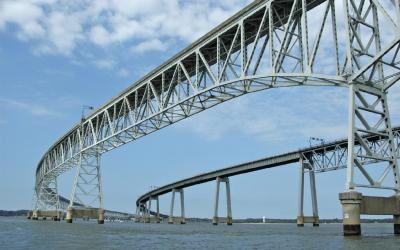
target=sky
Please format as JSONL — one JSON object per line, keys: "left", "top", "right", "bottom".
{"left": 0, "top": 0, "right": 399, "bottom": 220}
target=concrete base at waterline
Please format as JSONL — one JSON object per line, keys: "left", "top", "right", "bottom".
{"left": 296, "top": 216, "right": 319, "bottom": 227}
{"left": 66, "top": 207, "right": 105, "bottom": 224}
{"left": 339, "top": 192, "right": 400, "bottom": 236}
{"left": 31, "top": 210, "right": 63, "bottom": 221}
{"left": 212, "top": 216, "right": 233, "bottom": 225}
{"left": 394, "top": 215, "right": 400, "bottom": 235}
{"left": 168, "top": 216, "right": 185, "bottom": 224}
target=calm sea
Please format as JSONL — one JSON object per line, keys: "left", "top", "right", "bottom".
{"left": 0, "top": 217, "right": 399, "bottom": 249}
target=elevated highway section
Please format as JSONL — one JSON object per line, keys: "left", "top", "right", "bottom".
{"left": 136, "top": 126, "right": 400, "bottom": 224}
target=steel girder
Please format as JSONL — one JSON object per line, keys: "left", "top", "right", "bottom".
{"left": 302, "top": 129, "right": 400, "bottom": 174}
{"left": 34, "top": 0, "right": 400, "bottom": 208}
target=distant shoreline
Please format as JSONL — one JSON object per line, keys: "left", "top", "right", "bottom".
{"left": 0, "top": 210, "right": 394, "bottom": 223}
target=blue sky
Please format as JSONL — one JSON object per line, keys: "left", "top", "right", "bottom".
{"left": 0, "top": 0, "right": 399, "bottom": 219}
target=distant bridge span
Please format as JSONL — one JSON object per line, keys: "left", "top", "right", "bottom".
{"left": 33, "top": 0, "right": 400, "bottom": 234}
{"left": 135, "top": 127, "right": 400, "bottom": 224}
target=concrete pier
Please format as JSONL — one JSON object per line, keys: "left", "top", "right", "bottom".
{"left": 339, "top": 192, "right": 400, "bottom": 236}
{"left": 31, "top": 210, "right": 62, "bottom": 221}
{"left": 339, "top": 192, "right": 362, "bottom": 236}
{"left": 168, "top": 189, "right": 185, "bottom": 224}
{"left": 394, "top": 215, "right": 400, "bottom": 235}
{"left": 66, "top": 207, "right": 105, "bottom": 224}
{"left": 213, "top": 177, "right": 232, "bottom": 225}
{"left": 297, "top": 159, "right": 319, "bottom": 227}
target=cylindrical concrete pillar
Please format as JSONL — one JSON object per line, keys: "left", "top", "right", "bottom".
{"left": 156, "top": 197, "right": 160, "bottom": 223}
{"left": 297, "top": 159, "right": 305, "bottom": 227}
{"left": 309, "top": 169, "right": 319, "bottom": 227}
{"left": 180, "top": 190, "right": 186, "bottom": 224}
{"left": 169, "top": 190, "right": 176, "bottom": 224}
{"left": 225, "top": 178, "right": 232, "bottom": 226}
{"left": 213, "top": 178, "right": 221, "bottom": 225}
{"left": 394, "top": 215, "right": 400, "bottom": 235}
{"left": 32, "top": 211, "right": 38, "bottom": 220}
{"left": 98, "top": 208, "right": 105, "bottom": 224}
{"left": 339, "top": 192, "right": 362, "bottom": 236}
{"left": 66, "top": 207, "right": 73, "bottom": 223}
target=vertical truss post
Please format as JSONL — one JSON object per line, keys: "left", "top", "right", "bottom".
{"left": 34, "top": 177, "right": 61, "bottom": 221}
{"left": 345, "top": 84, "right": 400, "bottom": 192}
{"left": 341, "top": 0, "right": 400, "bottom": 236}
{"left": 67, "top": 150, "right": 104, "bottom": 224}
{"left": 69, "top": 151, "right": 103, "bottom": 209}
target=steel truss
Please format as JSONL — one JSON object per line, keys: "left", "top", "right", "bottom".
{"left": 69, "top": 152, "right": 103, "bottom": 209}
{"left": 34, "top": 0, "right": 400, "bottom": 208}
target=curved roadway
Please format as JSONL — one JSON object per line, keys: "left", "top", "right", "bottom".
{"left": 136, "top": 126, "right": 400, "bottom": 206}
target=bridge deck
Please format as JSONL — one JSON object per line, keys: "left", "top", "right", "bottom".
{"left": 136, "top": 126, "right": 400, "bottom": 205}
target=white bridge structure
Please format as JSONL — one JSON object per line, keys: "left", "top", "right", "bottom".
{"left": 32, "top": 0, "right": 400, "bottom": 235}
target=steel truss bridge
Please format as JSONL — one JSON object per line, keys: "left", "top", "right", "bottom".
{"left": 33, "top": 0, "right": 400, "bottom": 230}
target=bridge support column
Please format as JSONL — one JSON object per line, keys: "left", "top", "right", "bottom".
{"left": 394, "top": 215, "right": 400, "bottom": 235}
{"left": 343, "top": 82, "right": 400, "bottom": 235}
{"left": 156, "top": 196, "right": 160, "bottom": 223}
{"left": 145, "top": 199, "right": 151, "bottom": 223}
{"left": 339, "top": 192, "right": 362, "bottom": 236}
{"left": 297, "top": 158, "right": 319, "bottom": 227}
{"left": 168, "top": 189, "right": 185, "bottom": 224}
{"left": 67, "top": 151, "right": 104, "bottom": 224}
{"left": 66, "top": 207, "right": 73, "bottom": 223}
{"left": 213, "top": 177, "right": 232, "bottom": 225}
{"left": 340, "top": 192, "right": 400, "bottom": 236}
{"left": 34, "top": 176, "right": 61, "bottom": 222}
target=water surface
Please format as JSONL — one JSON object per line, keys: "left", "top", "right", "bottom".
{"left": 0, "top": 217, "right": 399, "bottom": 249}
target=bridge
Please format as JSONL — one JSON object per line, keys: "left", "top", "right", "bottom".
{"left": 31, "top": 0, "right": 400, "bottom": 236}
{"left": 135, "top": 127, "right": 400, "bottom": 225}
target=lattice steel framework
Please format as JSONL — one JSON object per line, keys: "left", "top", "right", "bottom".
{"left": 34, "top": 0, "right": 400, "bottom": 209}
{"left": 69, "top": 152, "right": 103, "bottom": 209}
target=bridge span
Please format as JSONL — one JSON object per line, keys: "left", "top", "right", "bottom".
{"left": 136, "top": 127, "right": 400, "bottom": 225}
{"left": 32, "top": 0, "right": 400, "bottom": 236}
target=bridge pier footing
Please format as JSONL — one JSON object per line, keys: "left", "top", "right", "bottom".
{"left": 66, "top": 207, "right": 105, "bottom": 224}
{"left": 394, "top": 215, "right": 400, "bottom": 235}
{"left": 339, "top": 192, "right": 400, "bottom": 236}
{"left": 339, "top": 192, "right": 363, "bottom": 236}
{"left": 31, "top": 210, "right": 62, "bottom": 221}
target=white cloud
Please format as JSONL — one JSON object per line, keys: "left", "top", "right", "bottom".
{"left": 0, "top": 0, "right": 251, "bottom": 56}
{"left": 131, "top": 39, "right": 168, "bottom": 54}
{"left": 93, "top": 59, "right": 115, "bottom": 70}
{"left": 0, "top": 1, "right": 45, "bottom": 39}
{"left": 0, "top": 98, "right": 63, "bottom": 117}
